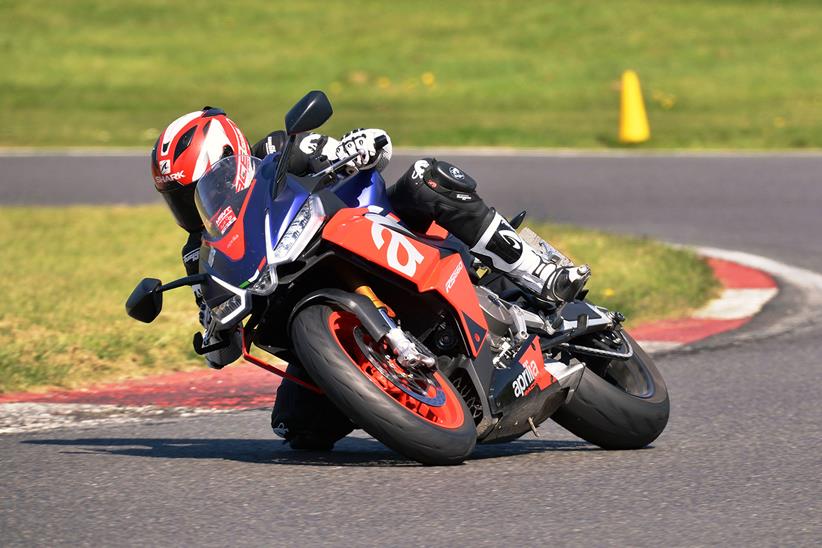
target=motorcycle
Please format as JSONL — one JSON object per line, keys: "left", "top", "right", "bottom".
{"left": 126, "top": 91, "right": 669, "bottom": 465}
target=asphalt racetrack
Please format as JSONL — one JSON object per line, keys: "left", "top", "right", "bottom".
{"left": 2, "top": 151, "right": 821, "bottom": 546}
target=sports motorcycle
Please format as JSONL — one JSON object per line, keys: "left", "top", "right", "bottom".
{"left": 126, "top": 91, "right": 669, "bottom": 465}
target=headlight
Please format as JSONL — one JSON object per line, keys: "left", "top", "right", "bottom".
{"left": 246, "top": 196, "right": 324, "bottom": 298}
{"left": 266, "top": 195, "right": 326, "bottom": 265}
{"left": 211, "top": 294, "right": 244, "bottom": 323}
{"left": 247, "top": 264, "right": 277, "bottom": 296}
{"left": 210, "top": 277, "right": 250, "bottom": 326}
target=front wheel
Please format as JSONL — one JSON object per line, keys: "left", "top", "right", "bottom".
{"left": 290, "top": 304, "right": 476, "bottom": 465}
{"left": 552, "top": 331, "right": 670, "bottom": 449}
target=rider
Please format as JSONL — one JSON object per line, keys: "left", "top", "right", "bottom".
{"left": 151, "top": 106, "right": 590, "bottom": 449}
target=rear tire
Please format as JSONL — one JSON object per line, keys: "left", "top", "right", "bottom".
{"left": 290, "top": 304, "right": 476, "bottom": 465}
{"left": 552, "top": 331, "right": 669, "bottom": 449}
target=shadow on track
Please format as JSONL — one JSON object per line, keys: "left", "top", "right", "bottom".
{"left": 24, "top": 436, "right": 596, "bottom": 466}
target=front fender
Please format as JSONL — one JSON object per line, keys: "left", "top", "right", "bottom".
{"left": 287, "top": 288, "right": 393, "bottom": 343}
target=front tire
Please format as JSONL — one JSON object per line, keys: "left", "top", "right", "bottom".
{"left": 290, "top": 304, "right": 476, "bottom": 465}
{"left": 552, "top": 331, "right": 669, "bottom": 449}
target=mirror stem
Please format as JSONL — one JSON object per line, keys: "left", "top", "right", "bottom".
{"left": 274, "top": 134, "right": 297, "bottom": 195}
{"left": 159, "top": 273, "right": 208, "bottom": 292}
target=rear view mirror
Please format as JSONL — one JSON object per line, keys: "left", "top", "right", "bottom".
{"left": 285, "top": 90, "right": 333, "bottom": 135}
{"left": 126, "top": 278, "right": 163, "bottom": 323}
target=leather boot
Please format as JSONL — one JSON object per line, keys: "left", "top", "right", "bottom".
{"left": 470, "top": 212, "right": 591, "bottom": 303}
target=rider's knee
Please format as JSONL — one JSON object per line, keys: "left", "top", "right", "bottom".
{"left": 388, "top": 158, "right": 494, "bottom": 245}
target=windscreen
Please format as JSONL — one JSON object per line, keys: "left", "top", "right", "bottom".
{"left": 194, "top": 155, "right": 261, "bottom": 239}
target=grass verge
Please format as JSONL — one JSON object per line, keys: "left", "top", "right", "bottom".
{"left": 526, "top": 221, "right": 719, "bottom": 323}
{"left": 1, "top": 1, "right": 821, "bottom": 149}
{"left": 0, "top": 205, "right": 718, "bottom": 394}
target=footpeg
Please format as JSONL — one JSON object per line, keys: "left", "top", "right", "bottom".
{"left": 544, "top": 264, "right": 591, "bottom": 303}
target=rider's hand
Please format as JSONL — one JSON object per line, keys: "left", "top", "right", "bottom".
{"left": 336, "top": 128, "right": 392, "bottom": 172}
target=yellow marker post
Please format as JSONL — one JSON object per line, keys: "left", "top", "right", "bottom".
{"left": 619, "top": 70, "right": 650, "bottom": 144}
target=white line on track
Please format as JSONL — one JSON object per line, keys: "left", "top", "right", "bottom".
{"left": 396, "top": 148, "right": 822, "bottom": 159}
{"left": 625, "top": 246, "right": 822, "bottom": 352}
{"left": 0, "top": 403, "right": 228, "bottom": 435}
{"left": 636, "top": 341, "right": 684, "bottom": 354}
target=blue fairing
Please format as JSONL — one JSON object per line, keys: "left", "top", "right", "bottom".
{"left": 201, "top": 152, "right": 389, "bottom": 297}
{"left": 200, "top": 171, "right": 269, "bottom": 288}
{"left": 270, "top": 176, "right": 310, "bottom": 242}
{"left": 331, "top": 169, "right": 392, "bottom": 210}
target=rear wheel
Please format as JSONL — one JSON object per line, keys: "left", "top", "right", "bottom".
{"left": 290, "top": 304, "right": 476, "bottom": 465}
{"left": 552, "top": 331, "right": 669, "bottom": 449}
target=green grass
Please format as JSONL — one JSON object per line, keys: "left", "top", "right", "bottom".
{"left": 0, "top": 205, "right": 202, "bottom": 394}
{"left": 0, "top": 205, "right": 718, "bottom": 394}
{"left": 1, "top": 1, "right": 821, "bottom": 149}
{"left": 526, "top": 222, "right": 719, "bottom": 322}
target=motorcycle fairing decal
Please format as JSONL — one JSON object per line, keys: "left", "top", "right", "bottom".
{"left": 212, "top": 205, "right": 237, "bottom": 235}
{"left": 205, "top": 176, "right": 257, "bottom": 261}
{"left": 322, "top": 208, "right": 442, "bottom": 283}
{"left": 511, "top": 335, "right": 555, "bottom": 398}
{"left": 238, "top": 257, "right": 268, "bottom": 289}
{"left": 369, "top": 216, "right": 427, "bottom": 277}
{"left": 323, "top": 209, "right": 489, "bottom": 357}
{"left": 461, "top": 312, "right": 488, "bottom": 357}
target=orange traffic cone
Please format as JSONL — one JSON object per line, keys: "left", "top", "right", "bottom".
{"left": 619, "top": 70, "right": 650, "bottom": 144}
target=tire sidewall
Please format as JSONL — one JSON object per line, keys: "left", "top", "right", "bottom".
{"left": 291, "top": 304, "right": 477, "bottom": 465}
{"left": 552, "top": 332, "right": 670, "bottom": 450}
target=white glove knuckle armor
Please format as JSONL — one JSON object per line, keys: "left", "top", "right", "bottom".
{"left": 337, "top": 128, "right": 391, "bottom": 171}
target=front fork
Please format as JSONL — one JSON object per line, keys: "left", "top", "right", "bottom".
{"left": 354, "top": 285, "right": 436, "bottom": 369}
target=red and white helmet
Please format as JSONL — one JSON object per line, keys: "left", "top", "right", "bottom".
{"left": 151, "top": 107, "right": 251, "bottom": 232}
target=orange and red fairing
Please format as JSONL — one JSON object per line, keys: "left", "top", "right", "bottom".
{"left": 322, "top": 208, "right": 488, "bottom": 356}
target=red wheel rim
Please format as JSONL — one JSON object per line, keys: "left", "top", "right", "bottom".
{"left": 328, "top": 311, "right": 466, "bottom": 429}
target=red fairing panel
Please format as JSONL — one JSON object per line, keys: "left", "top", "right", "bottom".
{"left": 322, "top": 208, "right": 488, "bottom": 356}
{"left": 516, "top": 336, "right": 555, "bottom": 398}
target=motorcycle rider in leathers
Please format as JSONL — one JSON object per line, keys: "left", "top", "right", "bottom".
{"left": 151, "top": 107, "right": 590, "bottom": 450}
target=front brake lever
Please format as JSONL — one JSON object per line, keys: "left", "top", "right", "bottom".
{"left": 313, "top": 134, "right": 389, "bottom": 178}
{"left": 314, "top": 150, "right": 361, "bottom": 178}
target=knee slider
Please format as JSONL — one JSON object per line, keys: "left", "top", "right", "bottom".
{"left": 390, "top": 157, "right": 492, "bottom": 243}
{"left": 426, "top": 159, "right": 477, "bottom": 195}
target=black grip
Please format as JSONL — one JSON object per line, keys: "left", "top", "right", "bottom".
{"left": 374, "top": 135, "right": 388, "bottom": 151}
{"left": 192, "top": 331, "right": 230, "bottom": 355}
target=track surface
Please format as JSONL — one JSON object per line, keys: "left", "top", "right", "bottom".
{"left": 2, "top": 152, "right": 821, "bottom": 546}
